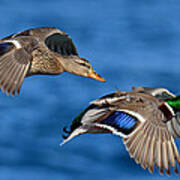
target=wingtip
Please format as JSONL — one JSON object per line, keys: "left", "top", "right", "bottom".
{"left": 166, "top": 168, "right": 171, "bottom": 176}
{"left": 174, "top": 167, "right": 179, "bottom": 174}
{"left": 148, "top": 166, "right": 154, "bottom": 174}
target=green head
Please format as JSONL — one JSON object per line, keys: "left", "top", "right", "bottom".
{"left": 167, "top": 95, "right": 180, "bottom": 109}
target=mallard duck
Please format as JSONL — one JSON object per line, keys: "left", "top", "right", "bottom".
{"left": 61, "top": 86, "right": 180, "bottom": 175}
{"left": 0, "top": 27, "right": 105, "bottom": 96}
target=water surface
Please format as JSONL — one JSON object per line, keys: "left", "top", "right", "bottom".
{"left": 0, "top": 0, "right": 180, "bottom": 179}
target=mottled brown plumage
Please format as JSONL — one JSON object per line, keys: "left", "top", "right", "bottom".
{"left": 0, "top": 27, "right": 105, "bottom": 96}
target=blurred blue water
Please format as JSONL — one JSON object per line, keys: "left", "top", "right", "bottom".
{"left": 0, "top": 0, "right": 180, "bottom": 179}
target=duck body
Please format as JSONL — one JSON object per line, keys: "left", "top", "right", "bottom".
{"left": 62, "top": 87, "right": 180, "bottom": 175}
{"left": 0, "top": 27, "right": 105, "bottom": 96}
{"left": 1, "top": 27, "right": 67, "bottom": 76}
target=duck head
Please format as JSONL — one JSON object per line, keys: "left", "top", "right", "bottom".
{"left": 59, "top": 55, "right": 105, "bottom": 82}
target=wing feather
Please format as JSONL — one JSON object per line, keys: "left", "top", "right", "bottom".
{"left": 136, "top": 124, "right": 150, "bottom": 164}
{"left": 123, "top": 126, "right": 144, "bottom": 159}
{"left": 0, "top": 44, "right": 31, "bottom": 95}
{"left": 171, "top": 137, "right": 180, "bottom": 166}
{"left": 162, "top": 130, "right": 169, "bottom": 175}
{"left": 6, "top": 63, "right": 25, "bottom": 96}
{"left": 124, "top": 130, "right": 140, "bottom": 158}
{"left": 9, "top": 65, "right": 24, "bottom": 96}
{"left": 148, "top": 128, "right": 157, "bottom": 173}
{"left": 0, "top": 60, "right": 16, "bottom": 91}
{"left": 167, "top": 141, "right": 176, "bottom": 170}
{"left": 1, "top": 60, "right": 18, "bottom": 93}
{"left": 123, "top": 121, "right": 180, "bottom": 175}
{"left": 45, "top": 33, "right": 78, "bottom": 56}
{"left": 141, "top": 127, "right": 154, "bottom": 169}
{"left": 16, "top": 65, "right": 29, "bottom": 95}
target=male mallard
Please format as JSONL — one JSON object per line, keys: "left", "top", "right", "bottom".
{"left": 0, "top": 27, "right": 105, "bottom": 96}
{"left": 61, "top": 87, "right": 180, "bottom": 175}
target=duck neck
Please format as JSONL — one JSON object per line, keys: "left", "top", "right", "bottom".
{"left": 59, "top": 56, "right": 76, "bottom": 74}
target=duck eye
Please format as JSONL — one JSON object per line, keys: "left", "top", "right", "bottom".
{"left": 161, "top": 92, "right": 173, "bottom": 99}
{"left": 77, "top": 62, "right": 90, "bottom": 69}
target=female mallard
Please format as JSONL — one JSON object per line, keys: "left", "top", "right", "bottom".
{"left": 61, "top": 87, "right": 180, "bottom": 175}
{"left": 0, "top": 27, "right": 105, "bottom": 96}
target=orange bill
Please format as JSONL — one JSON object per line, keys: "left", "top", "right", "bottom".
{"left": 88, "top": 71, "right": 106, "bottom": 82}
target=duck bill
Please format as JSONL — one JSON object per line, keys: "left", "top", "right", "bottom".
{"left": 88, "top": 71, "right": 106, "bottom": 82}
{"left": 60, "top": 127, "right": 87, "bottom": 146}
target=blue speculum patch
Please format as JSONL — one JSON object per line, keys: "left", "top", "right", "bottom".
{"left": 0, "top": 42, "right": 14, "bottom": 56}
{"left": 101, "top": 111, "right": 137, "bottom": 134}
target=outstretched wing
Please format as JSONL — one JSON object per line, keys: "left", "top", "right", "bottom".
{"left": 0, "top": 36, "right": 38, "bottom": 96}
{"left": 90, "top": 93, "right": 180, "bottom": 175}
{"left": 2, "top": 27, "right": 79, "bottom": 56}
{"left": 122, "top": 115, "right": 180, "bottom": 175}
{"left": 91, "top": 107, "right": 180, "bottom": 175}
{"left": 45, "top": 33, "right": 78, "bottom": 56}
